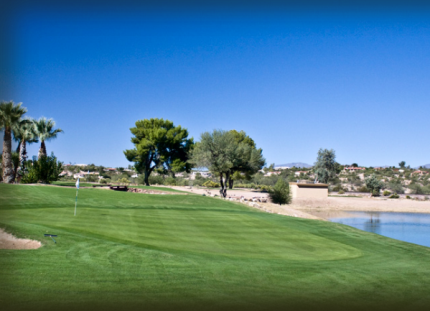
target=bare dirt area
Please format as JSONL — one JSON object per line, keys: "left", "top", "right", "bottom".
{"left": 0, "top": 229, "right": 42, "bottom": 250}
{"left": 169, "top": 186, "right": 268, "bottom": 200}
{"left": 128, "top": 188, "right": 187, "bottom": 195}
{"left": 290, "top": 197, "right": 430, "bottom": 213}
{"left": 169, "top": 186, "right": 430, "bottom": 220}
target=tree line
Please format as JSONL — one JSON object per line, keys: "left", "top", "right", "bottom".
{"left": 0, "top": 101, "right": 63, "bottom": 183}
{"left": 124, "top": 118, "right": 265, "bottom": 197}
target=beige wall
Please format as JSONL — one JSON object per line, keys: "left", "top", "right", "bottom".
{"left": 290, "top": 183, "right": 328, "bottom": 199}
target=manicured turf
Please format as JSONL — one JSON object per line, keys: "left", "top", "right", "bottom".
{"left": 52, "top": 181, "right": 96, "bottom": 187}
{"left": 1, "top": 184, "right": 430, "bottom": 311}
{"left": 52, "top": 181, "right": 183, "bottom": 193}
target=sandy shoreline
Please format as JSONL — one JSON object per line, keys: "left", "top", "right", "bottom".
{"left": 169, "top": 186, "right": 430, "bottom": 220}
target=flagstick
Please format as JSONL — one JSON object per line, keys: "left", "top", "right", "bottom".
{"left": 74, "top": 189, "right": 79, "bottom": 216}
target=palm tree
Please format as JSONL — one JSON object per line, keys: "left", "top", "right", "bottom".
{"left": 34, "top": 117, "right": 63, "bottom": 159}
{"left": 0, "top": 101, "right": 28, "bottom": 183}
{"left": 12, "top": 118, "right": 38, "bottom": 182}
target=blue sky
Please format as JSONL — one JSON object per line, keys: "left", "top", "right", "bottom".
{"left": 2, "top": 3, "right": 430, "bottom": 168}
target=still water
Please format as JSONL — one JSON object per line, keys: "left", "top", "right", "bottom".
{"left": 306, "top": 211, "right": 430, "bottom": 248}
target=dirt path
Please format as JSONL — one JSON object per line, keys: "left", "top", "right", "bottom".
{"left": 0, "top": 229, "right": 42, "bottom": 250}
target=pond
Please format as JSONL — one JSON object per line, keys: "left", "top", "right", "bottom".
{"left": 305, "top": 210, "right": 430, "bottom": 248}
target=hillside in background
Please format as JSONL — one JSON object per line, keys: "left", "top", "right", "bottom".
{"left": 276, "top": 162, "right": 312, "bottom": 168}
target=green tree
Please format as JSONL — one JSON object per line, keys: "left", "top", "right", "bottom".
{"left": 314, "top": 148, "right": 336, "bottom": 184}
{"left": 227, "top": 130, "right": 265, "bottom": 189}
{"left": 34, "top": 117, "right": 64, "bottom": 159}
{"left": 268, "top": 178, "right": 291, "bottom": 205}
{"left": 124, "top": 118, "right": 194, "bottom": 186}
{"left": 190, "top": 130, "right": 237, "bottom": 197}
{"left": 0, "top": 101, "right": 28, "bottom": 183}
{"left": 399, "top": 161, "right": 406, "bottom": 168}
{"left": 22, "top": 153, "right": 63, "bottom": 184}
{"left": 365, "top": 174, "right": 383, "bottom": 196}
{"left": 351, "top": 163, "right": 358, "bottom": 167}
{"left": 12, "top": 118, "right": 38, "bottom": 183}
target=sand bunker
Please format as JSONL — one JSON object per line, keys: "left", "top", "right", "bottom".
{"left": 0, "top": 229, "right": 42, "bottom": 250}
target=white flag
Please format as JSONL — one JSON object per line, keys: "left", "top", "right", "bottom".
{"left": 76, "top": 178, "right": 80, "bottom": 189}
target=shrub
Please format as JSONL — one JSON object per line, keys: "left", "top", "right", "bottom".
{"left": 389, "top": 193, "right": 399, "bottom": 199}
{"left": 259, "top": 185, "right": 272, "bottom": 192}
{"left": 147, "top": 175, "right": 164, "bottom": 185}
{"left": 338, "top": 190, "right": 345, "bottom": 194}
{"left": 358, "top": 186, "right": 370, "bottom": 192}
{"left": 332, "top": 185, "right": 344, "bottom": 192}
{"left": 117, "top": 177, "right": 130, "bottom": 185}
{"left": 21, "top": 153, "right": 63, "bottom": 184}
{"left": 100, "top": 179, "right": 108, "bottom": 184}
{"left": 202, "top": 180, "right": 220, "bottom": 188}
{"left": 365, "top": 174, "right": 383, "bottom": 196}
{"left": 406, "top": 195, "right": 411, "bottom": 199}
{"left": 164, "top": 177, "right": 177, "bottom": 186}
{"left": 372, "top": 189, "right": 380, "bottom": 196}
{"left": 383, "top": 190, "right": 391, "bottom": 196}
{"left": 268, "top": 178, "right": 291, "bottom": 205}
{"left": 409, "top": 184, "right": 424, "bottom": 194}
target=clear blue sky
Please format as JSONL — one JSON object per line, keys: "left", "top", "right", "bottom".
{"left": 2, "top": 2, "right": 430, "bottom": 168}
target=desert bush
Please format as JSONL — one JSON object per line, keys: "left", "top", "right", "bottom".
{"left": 365, "top": 175, "right": 383, "bottom": 196}
{"left": 202, "top": 180, "right": 220, "bottom": 188}
{"left": 406, "top": 195, "right": 411, "bottom": 199}
{"left": 409, "top": 183, "right": 424, "bottom": 194}
{"left": 268, "top": 178, "right": 291, "bottom": 205}
{"left": 164, "top": 177, "right": 177, "bottom": 186}
{"left": 372, "top": 189, "right": 380, "bottom": 196}
{"left": 332, "top": 184, "right": 345, "bottom": 192}
{"left": 389, "top": 193, "right": 399, "bottom": 199}
{"left": 383, "top": 190, "right": 391, "bottom": 196}
{"left": 338, "top": 190, "right": 345, "bottom": 194}
{"left": 147, "top": 175, "right": 164, "bottom": 185}
{"left": 358, "top": 186, "right": 370, "bottom": 192}
{"left": 117, "top": 177, "right": 130, "bottom": 185}
{"left": 259, "top": 185, "right": 272, "bottom": 192}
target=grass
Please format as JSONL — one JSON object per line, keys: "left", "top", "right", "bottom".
{"left": 52, "top": 181, "right": 96, "bottom": 187}
{"left": 52, "top": 182, "right": 183, "bottom": 193}
{"left": 1, "top": 184, "right": 430, "bottom": 311}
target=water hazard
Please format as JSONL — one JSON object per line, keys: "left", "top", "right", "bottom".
{"left": 305, "top": 210, "right": 430, "bottom": 248}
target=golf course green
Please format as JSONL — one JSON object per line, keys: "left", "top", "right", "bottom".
{"left": 1, "top": 184, "right": 430, "bottom": 311}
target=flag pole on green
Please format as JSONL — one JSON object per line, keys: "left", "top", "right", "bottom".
{"left": 74, "top": 178, "right": 80, "bottom": 216}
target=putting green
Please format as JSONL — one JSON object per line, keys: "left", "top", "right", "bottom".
{"left": 1, "top": 184, "right": 430, "bottom": 311}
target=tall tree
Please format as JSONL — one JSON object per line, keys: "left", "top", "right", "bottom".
{"left": 399, "top": 161, "right": 406, "bottom": 169}
{"left": 314, "top": 148, "right": 337, "bottom": 184}
{"left": 190, "top": 130, "right": 238, "bottom": 197}
{"left": 34, "top": 117, "right": 64, "bottom": 159}
{"left": 124, "top": 118, "right": 194, "bottom": 186}
{"left": 12, "top": 118, "right": 38, "bottom": 182}
{"left": 227, "top": 130, "right": 265, "bottom": 189}
{"left": 0, "top": 101, "right": 27, "bottom": 183}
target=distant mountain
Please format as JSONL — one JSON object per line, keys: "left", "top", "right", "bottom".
{"left": 418, "top": 164, "right": 430, "bottom": 169}
{"left": 275, "top": 162, "right": 312, "bottom": 168}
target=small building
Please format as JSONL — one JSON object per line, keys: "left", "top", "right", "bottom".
{"left": 289, "top": 182, "right": 328, "bottom": 199}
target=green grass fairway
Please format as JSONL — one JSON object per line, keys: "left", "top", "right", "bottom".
{"left": 1, "top": 184, "right": 430, "bottom": 311}
{"left": 52, "top": 181, "right": 96, "bottom": 187}
{"left": 52, "top": 182, "right": 183, "bottom": 193}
